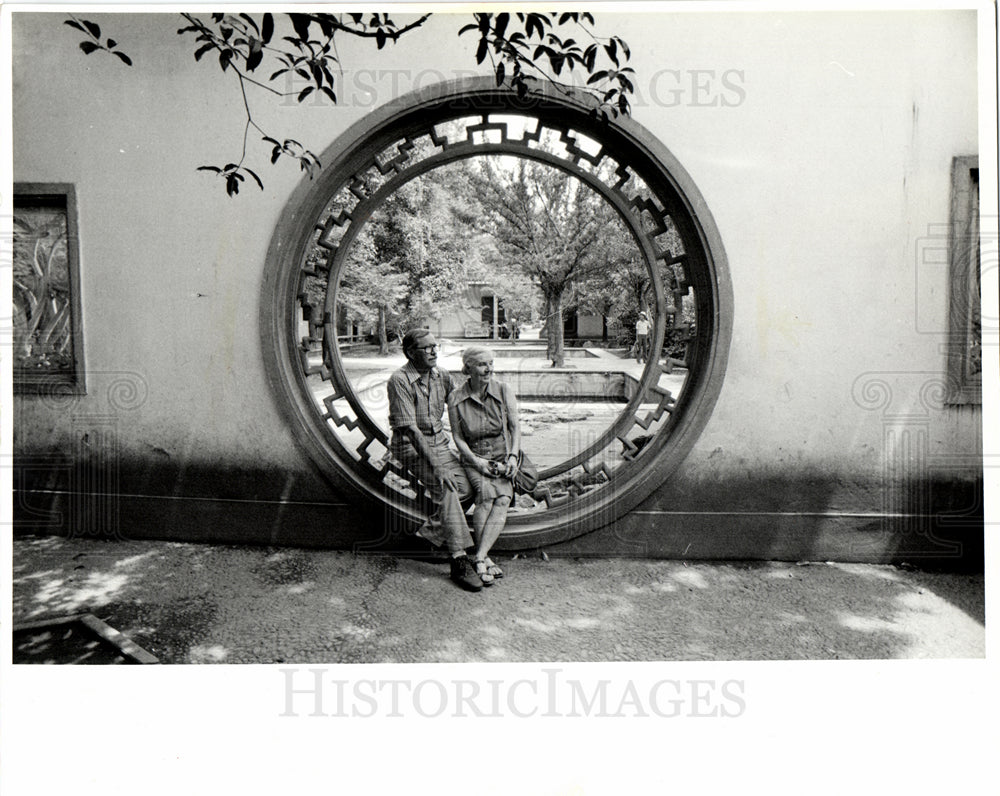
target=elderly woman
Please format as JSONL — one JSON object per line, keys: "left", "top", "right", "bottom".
{"left": 448, "top": 346, "right": 521, "bottom": 586}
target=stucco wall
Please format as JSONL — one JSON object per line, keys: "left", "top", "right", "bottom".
{"left": 10, "top": 10, "right": 985, "bottom": 562}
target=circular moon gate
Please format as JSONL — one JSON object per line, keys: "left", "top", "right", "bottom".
{"left": 261, "top": 79, "right": 732, "bottom": 549}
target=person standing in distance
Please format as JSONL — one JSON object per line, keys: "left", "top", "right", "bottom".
{"left": 635, "top": 311, "right": 651, "bottom": 363}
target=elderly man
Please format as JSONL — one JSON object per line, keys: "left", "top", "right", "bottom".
{"left": 386, "top": 328, "right": 482, "bottom": 592}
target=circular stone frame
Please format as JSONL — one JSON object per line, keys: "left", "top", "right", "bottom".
{"left": 261, "top": 77, "right": 732, "bottom": 550}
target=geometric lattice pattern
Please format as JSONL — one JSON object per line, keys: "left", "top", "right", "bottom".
{"left": 292, "top": 111, "right": 698, "bottom": 514}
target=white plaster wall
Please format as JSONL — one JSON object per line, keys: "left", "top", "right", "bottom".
{"left": 11, "top": 10, "right": 981, "bottom": 489}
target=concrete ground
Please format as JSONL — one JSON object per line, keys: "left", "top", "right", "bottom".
{"left": 10, "top": 534, "right": 985, "bottom": 663}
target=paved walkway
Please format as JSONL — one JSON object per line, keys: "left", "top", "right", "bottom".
{"left": 11, "top": 534, "right": 985, "bottom": 664}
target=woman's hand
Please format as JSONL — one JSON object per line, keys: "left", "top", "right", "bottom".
{"left": 504, "top": 453, "right": 519, "bottom": 479}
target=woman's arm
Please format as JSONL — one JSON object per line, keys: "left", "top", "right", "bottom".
{"left": 503, "top": 383, "right": 521, "bottom": 471}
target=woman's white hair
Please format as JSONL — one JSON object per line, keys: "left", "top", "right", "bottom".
{"left": 461, "top": 345, "right": 494, "bottom": 374}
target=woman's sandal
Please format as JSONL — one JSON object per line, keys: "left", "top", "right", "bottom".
{"left": 474, "top": 559, "right": 495, "bottom": 586}
{"left": 482, "top": 557, "right": 504, "bottom": 579}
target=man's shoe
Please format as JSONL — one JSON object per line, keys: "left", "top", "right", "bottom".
{"left": 450, "top": 555, "right": 484, "bottom": 592}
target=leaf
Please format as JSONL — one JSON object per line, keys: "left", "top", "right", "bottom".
{"left": 64, "top": 20, "right": 87, "bottom": 33}
{"left": 226, "top": 175, "right": 239, "bottom": 197}
{"left": 321, "top": 86, "right": 337, "bottom": 103}
{"left": 289, "top": 13, "right": 311, "bottom": 42}
{"left": 79, "top": 41, "right": 100, "bottom": 55}
{"left": 106, "top": 39, "right": 116, "bottom": 48}
{"left": 197, "top": 166, "right": 222, "bottom": 173}
{"left": 604, "top": 41, "right": 619, "bottom": 67}
{"left": 495, "top": 61, "right": 505, "bottom": 87}
{"left": 476, "top": 37, "right": 488, "bottom": 64}
{"left": 316, "top": 16, "right": 334, "bottom": 38}
{"left": 616, "top": 37, "right": 631, "bottom": 60}
{"left": 270, "top": 146, "right": 282, "bottom": 165}
{"left": 261, "top": 136, "right": 280, "bottom": 146}
{"left": 587, "top": 69, "right": 609, "bottom": 86}
{"left": 246, "top": 40, "right": 263, "bottom": 72}
{"left": 618, "top": 94, "right": 629, "bottom": 115}
{"left": 376, "top": 29, "right": 386, "bottom": 49}
{"left": 219, "top": 49, "right": 232, "bottom": 72}
{"left": 494, "top": 12, "right": 509, "bottom": 40}
{"left": 194, "top": 43, "right": 215, "bottom": 62}
{"left": 244, "top": 167, "right": 264, "bottom": 191}
{"left": 298, "top": 86, "right": 315, "bottom": 103}
{"left": 82, "top": 20, "right": 101, "bottom": 40}
{"left": 478, "top": 13, "right": 491, "bottom": 35}
{"left": 239, "top": 14, "right": 259, "bottom": 35}
{"left": 261, "top": 13, "right": 274, "bottom": 44}
{"left": 269, "top": 68, "right": 288, "bottom": 80}
{"left": 114, "top": 51, "right": 133, "bottom": 66}
{"left": 349, "top": 13, "right": 363, "bottom": 25}
{"left": 458, "top": 23, "right": 478, "bottom": 35}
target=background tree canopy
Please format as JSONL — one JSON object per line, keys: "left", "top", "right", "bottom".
{"left": 327, "top": 149, "right": 674, "bottom": 365}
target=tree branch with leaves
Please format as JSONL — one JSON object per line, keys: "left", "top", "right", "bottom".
{"left": 64, "top": 11, "right": 635, "bottom": 197}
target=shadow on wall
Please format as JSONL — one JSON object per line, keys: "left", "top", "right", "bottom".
{"left": 13, "top": 454, "right": 985, "bottom": 568}
{"left": 11, "top": 535, "right": 985, "bottom": 664}
{"left": 550, "top": 467, "right": 984, "bottom": 571}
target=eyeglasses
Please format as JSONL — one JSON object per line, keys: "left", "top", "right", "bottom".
{"left": 417, "top": 344, "right": 439, "bottom": 353}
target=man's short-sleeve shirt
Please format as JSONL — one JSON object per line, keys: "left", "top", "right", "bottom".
{"left": 386, "top": 361, "right": 456, "bottom": 437}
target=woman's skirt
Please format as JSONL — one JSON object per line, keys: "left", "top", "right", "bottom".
{"left": 466, "top": 433, "right": 514, "bottom": 501}
{"left": 466, "top": 465, "right": 514, "bottom": 502}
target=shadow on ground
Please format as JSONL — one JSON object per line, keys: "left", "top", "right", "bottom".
{"left": 11, "top": 535, "right": 985, "bottom": 664}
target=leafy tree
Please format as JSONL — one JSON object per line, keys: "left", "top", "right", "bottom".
{"left": 470, "top": 155, "right": 632, "bottom": 366}
{"left": 63, "top": 11, "right": 635, "bottom": 196}
{"left": 336, "top": 159, "right": 499, "bottom": 353}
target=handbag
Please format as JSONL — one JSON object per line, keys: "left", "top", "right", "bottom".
{"left": 512, "top": 450, "right": 539, "bottom": 495}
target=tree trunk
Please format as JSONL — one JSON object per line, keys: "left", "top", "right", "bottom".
{"left": 545, "top": 290, "right": 566, "bottom": 368}
{"left": 377, "top": 305, "right": 389, "bottom": 355}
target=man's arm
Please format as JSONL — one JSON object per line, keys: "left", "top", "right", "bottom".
{"left": 397, "top": 422, "right": 459, "bottom": 491}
